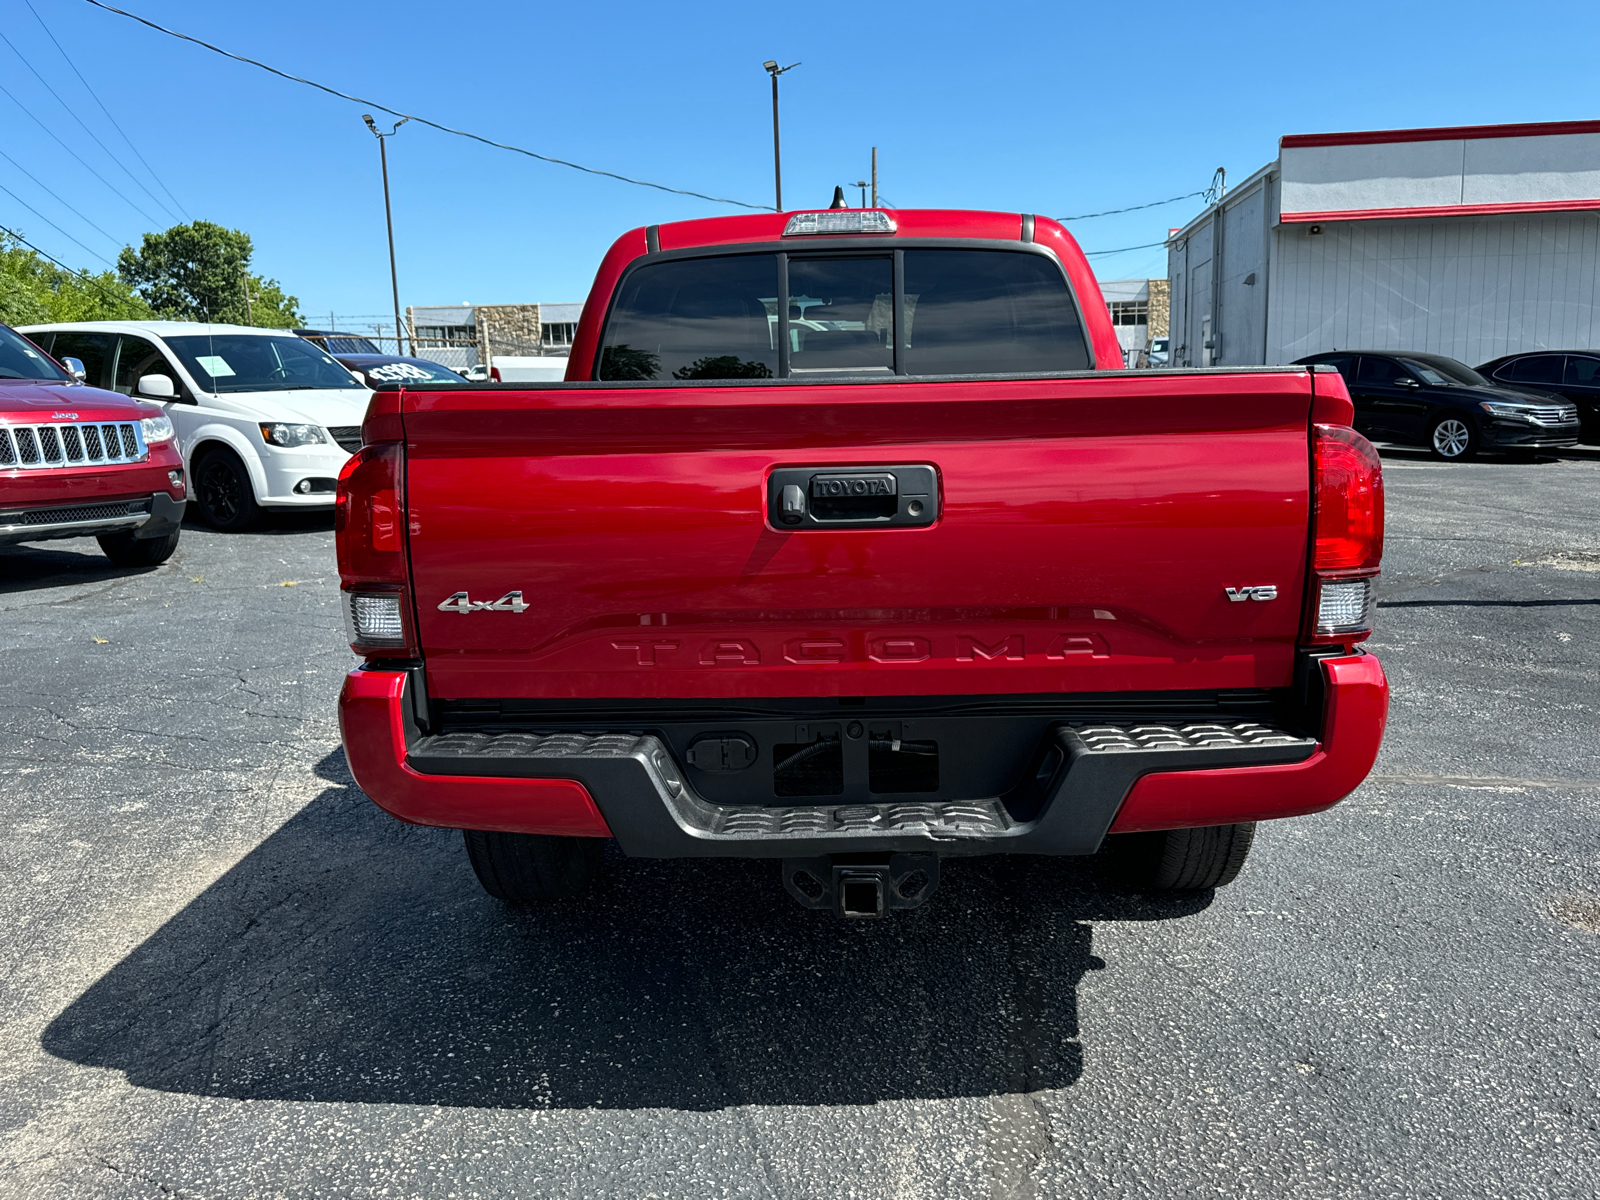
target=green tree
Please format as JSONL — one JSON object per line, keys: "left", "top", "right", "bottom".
{"left": 0, "top": 234, "right": 150, "bottom": 325}
{"left": 117, "top": 220, "right": 302, "bottom": 327}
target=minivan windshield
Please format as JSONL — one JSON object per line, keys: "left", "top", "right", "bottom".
{"left": 164, "top": 334, "right": 367, "bottom": 393}
{"left": 0, "top": 325, "right": 69, "bottom": 382}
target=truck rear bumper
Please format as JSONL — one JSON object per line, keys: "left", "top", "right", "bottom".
{"left": 339, "top": 653, "right": 1387, "bottom": 855}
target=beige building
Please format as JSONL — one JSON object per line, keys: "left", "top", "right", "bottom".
{"left": 1097, "top": 278, "right": 1170, "bottom": 365}
{"left": 407, "top": 302, "right": 583, "bottom": 371}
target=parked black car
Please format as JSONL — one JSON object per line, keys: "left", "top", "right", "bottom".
{"left": 1475, "top": 351, "right": 1600, "bottom": 444}
{"left": 294, "top": 329, "right": 382, "bottom": 355}
{"left": 1292, "top": 351, "right": 1580, "bottom": 460}
{"left": 332, "top": 354, "right": 468, "bottom": 386}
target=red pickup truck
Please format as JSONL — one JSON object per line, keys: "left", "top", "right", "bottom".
{"left": 1, "top": 323, "right": 186, "bottom": 565}
{"left": 337, "top": 208, "right": 1388, "bottom": 917}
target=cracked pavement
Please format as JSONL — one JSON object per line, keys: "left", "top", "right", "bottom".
{"left": 1, "top": 452, "right": 1598, "bottom": 1199}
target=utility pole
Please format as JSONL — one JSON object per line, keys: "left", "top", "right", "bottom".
{"left": 363, "top": 113, "right": 410, "bottom": 355}
{"left": 762, "top": 60, "right": 799, "bottom": 211}
{"left": 871, "top": 147, "right": 878, "bottom": 208}
{"left": 239, "top": 266, "right": 253, "bottom": 326}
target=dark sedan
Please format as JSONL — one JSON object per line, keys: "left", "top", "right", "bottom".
{"left": 1292, "top": 351, "right": 1580, "bottom": 460}
{"left": 1476, "top": 351, "right": 1600, "bottom": 444}
{"left": 332, "top": 354, "right": 468, "bottom": 387}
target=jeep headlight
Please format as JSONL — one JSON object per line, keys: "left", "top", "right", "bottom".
{"left": 139, "top": 414, "right": 175, "bottom": 443}
{"left": 259, "top": 422, "right": 329, "bottom": 447}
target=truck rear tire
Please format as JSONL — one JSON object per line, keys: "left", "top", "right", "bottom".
{"left": 97, "top": 529, "right": 180, "bottom": 567}
{"left": 1108, "top": 822, "right": 1256, "bottom": 891}
{"left": 462, "top": 829, "right": 604, "bottom": 902}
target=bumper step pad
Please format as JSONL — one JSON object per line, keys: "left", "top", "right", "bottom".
{"left": 1073, "top": 722, "right": 1308, "bottom": 752}
{"left": 409, "top": 719, "right": 1315, "bottom": 859}
{"left": 719, "top": 800, "right": 1011, "bottom": 838}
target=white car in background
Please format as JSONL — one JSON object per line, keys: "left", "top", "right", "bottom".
{"left": 20, "top": 321, "right": 371, "bottom": 530}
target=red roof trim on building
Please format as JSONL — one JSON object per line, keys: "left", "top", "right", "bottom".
{"left": 1281, "top": 198, "right": 1600, "bottom": 224}
{"left": 1281, "top": 120, "right": 1600, "bottom": 149}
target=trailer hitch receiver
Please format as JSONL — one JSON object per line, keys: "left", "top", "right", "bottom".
{"left": 782, "top": 853, "right": 940, "bottom": 917}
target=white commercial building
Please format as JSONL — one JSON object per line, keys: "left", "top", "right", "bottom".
{"left": 1167, "top": 119, "right": 1600, "bottom": 368}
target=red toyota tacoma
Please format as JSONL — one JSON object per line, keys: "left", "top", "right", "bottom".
{"left": 0, "top": 323, "right": 186, "bottom": 565}
{"left": 337, "top": 209, "right": 1388, "bottom": 916}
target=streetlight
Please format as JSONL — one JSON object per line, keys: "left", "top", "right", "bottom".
{"left": 851, "top": 180, "right": 869, "bottom": 209}
{"left": 363, "top": 113, "right": 410, "bottom": 356}
{"left": 762, "top": 60, "right": 799, "bottom": 212}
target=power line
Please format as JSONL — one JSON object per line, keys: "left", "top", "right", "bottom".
{"left": 0, "top": 183, "right": 116, "bottom": 267}
{"left": 80, "top": 0, "right": 773, "bottom": 212}
{"left": 23, "top": 0, "right": 188, "bottom": 220}
{"left": 1058, "top": 168, "right": 1225, "bottom": 224}
{"left": 1057, "top": 189, "right": 1211, "bottom": 222}
{"left": 0, "top": 146, "right": 124, "bottom": 246}
{"left": 0, "top": 221, "right": 139, "bottom": 311}
{"left": 0, "top": 79, "right": 161, "bottom": 226}
{"left": 1084, "top": 239, "right": 1171, "bottom": 257}
{"left": 0, "top": 24, "right": 181, "bottom": 223}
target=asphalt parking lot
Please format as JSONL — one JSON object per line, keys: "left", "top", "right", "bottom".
{"left": 2, "top": 448, "right": 1597, "bottom": 1200}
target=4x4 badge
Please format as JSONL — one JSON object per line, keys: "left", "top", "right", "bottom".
{"left": 438, "top": 590, "right": 529, "bottom": 614}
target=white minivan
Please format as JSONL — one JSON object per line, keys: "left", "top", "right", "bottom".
{"left": 20, "top": 321, "right": 371, "bottom": 530}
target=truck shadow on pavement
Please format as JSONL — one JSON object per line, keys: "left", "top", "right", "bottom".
{"left": 42, "top": 750, "right": 1209, "bottom": 1112}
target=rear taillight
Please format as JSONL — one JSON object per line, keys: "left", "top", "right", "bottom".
{"left": 336, "top": 443, "right": 417, "bottom": 657}
{"left": 1306, "top": 424, "right": 1383, "bottom": 645}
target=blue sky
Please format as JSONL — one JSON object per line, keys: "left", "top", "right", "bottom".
{"left": 4, "top": 0, "right": 1599, "bottom": 333}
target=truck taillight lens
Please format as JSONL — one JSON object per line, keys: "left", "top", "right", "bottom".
{"left": 1314, "top": 425, "right": 1383, "bottom": 571}
{"left": 337, "top": 444, "right": 405, "bottom": 581}
{"left": 336, "top": 443, "right": 417, "bottom": 656}
{"left": 1307, "top": 424, "right": 1383, "bottom": 643}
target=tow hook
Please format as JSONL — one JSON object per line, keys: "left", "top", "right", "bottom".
{"left": 781, "top": 853, "right": 940, "bottom": 917}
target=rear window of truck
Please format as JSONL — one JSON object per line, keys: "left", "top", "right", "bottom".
{"left": 596, "top": 248, "right": 1090, "bottom": 381}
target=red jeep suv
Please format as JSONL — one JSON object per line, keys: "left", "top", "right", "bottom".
{"left": 0, "top": 323, "right": 186, "bottom": 566}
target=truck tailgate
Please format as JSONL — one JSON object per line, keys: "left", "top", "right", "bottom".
{"left": 401, "top": 371, "right": 1313, "bottom": 700}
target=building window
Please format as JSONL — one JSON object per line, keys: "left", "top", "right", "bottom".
{"left": 1109, "top": 301, "right": 1148, "bottom": 326}
{"left": 415, "top": 324, "right": 476, "bottom": 345}
{"left": 542, "top": 322, "right": 577, "bottom": 351}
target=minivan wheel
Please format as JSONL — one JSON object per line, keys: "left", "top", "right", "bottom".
{"left": 1429, "top": 416, "right": 1477, "bottom": 460}
{"left": 462, "top": 830, "right": 605, "bottom": 902}
{"left": 193, "top": 447, "right": 260, "bottom": 530}
{"left": 1108, "top": 822, "right": 1256, "bottom": 891}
